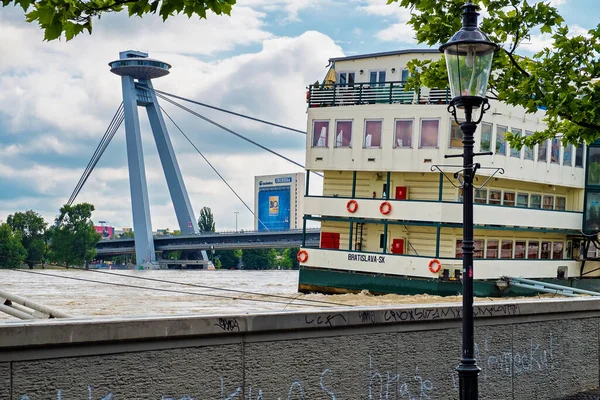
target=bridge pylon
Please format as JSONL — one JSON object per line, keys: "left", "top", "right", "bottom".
{"left": 109, "top": 50, "right": 203, "bottom": 269}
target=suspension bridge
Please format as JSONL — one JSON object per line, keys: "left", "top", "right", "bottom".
{"left": 67, "top": 50, "right": 317, "bottom": 268}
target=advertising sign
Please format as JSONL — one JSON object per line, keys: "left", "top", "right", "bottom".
{"left": 254, "top": 172, "right": 305, "bottom": 231}
{"left": 258, "top": 188, "right": 290, "bottom": 231}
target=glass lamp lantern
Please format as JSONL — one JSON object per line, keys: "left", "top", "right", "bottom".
{"left": 439, "top": 2, "right": 498, "bottom": 109}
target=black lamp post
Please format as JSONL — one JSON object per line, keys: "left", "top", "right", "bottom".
{"left": 439, "top": 3, "right": 498, "bottom": 399}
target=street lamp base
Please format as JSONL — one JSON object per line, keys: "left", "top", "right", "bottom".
{"left": 457, "top": 359, "right": 481, "bottom": 400}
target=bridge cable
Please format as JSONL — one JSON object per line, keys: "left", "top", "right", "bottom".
{"left": 15, "top": 269, "right": 338, "bottom": 308}
{"left": 67, "top": 103, "right": 125, "bottom": 206}
{"left": 67, "top": 103, "right": 124, "bottom": 205}
{"left": 160, "top": 106, "right": 270, "bottom": 232}
{"left": 140, "top": 86, "right": 306, "bottom": 135}
{"left": 155, "top": 93, "right": 323, "bottom": 178}
{"left": 65, "top": 266, "right": 351, "bottom": 307}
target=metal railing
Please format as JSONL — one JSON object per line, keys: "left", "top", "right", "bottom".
{"left": 307, "top": 81, "right": 450, "bottom": 108}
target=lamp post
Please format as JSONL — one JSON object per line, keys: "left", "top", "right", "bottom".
{"left": 439, "top": 3, "right": 498, "bottom": 399}
{"left": 234, "top": 211, "right": 239, "bottom": 232}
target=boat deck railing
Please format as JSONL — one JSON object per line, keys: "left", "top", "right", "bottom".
{"left": 307, "top": 81, "right": 450, "bottom": 108}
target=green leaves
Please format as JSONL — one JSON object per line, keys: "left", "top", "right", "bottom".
{"left": 5, "top": 0, "right": 236, "bottom": 40}
{"left": 388, "top": 0, "right": 600, "bottom": 146}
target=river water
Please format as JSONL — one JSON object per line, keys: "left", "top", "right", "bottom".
{"left": 0, "top": 269, "right": 556, "bottom": 321}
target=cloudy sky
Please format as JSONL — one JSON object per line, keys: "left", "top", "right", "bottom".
{"left": 0, "top": 0, "right": 596, "bottom": 231}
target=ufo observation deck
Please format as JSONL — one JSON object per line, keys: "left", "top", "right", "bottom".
{"left": 109, "top": 57, "right": 171, "bottom": 80}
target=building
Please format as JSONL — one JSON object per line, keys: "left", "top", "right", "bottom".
{"left": 254, "top": 173, "right": 305, "bottom": 231}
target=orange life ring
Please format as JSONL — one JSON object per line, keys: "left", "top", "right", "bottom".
{"left": 347, "top": 199, "right": 358, "bottom": 213}
{"left": 429, "top": 259, "right": 442, "bottom": 274}
{"left": 297, "top": 250, "right": 309, "bottom": 263}
{"left": 380, "top": 201, "right": 392, "bottom": 215}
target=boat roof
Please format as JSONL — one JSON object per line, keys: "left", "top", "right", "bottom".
{"left": 329, "top": 49, "right": 439, "bottom": 63}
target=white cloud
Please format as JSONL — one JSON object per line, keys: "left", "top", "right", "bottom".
{"left": 355, "top": 0, "right": 417, "bottom": 44}
{"left": 0, "top": 9, "right": 340, "bottom": 230}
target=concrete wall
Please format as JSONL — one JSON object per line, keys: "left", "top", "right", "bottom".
{"left": 1, "top": 298, "right": 600, "bottom": 399}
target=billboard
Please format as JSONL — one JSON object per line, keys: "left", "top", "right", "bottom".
{"left": 94, "top": 225, "right": 115, "bottom": 239}
{"left": 255, "top": 173, "right": 305, "bottom": 231}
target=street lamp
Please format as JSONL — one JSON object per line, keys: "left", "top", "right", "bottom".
{"left": 234, "top": 211, "right": 239, "bottom": 232}
{"left": 439, "top": 3, "right": 498, "bottom": 399}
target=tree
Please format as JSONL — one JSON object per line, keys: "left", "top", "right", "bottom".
{"left": 2, "top": 0, "right": 235, "bottom": 41}
{"left": 215, "top": 249, "right": 240, "bottom": 269}
{"left": 198, "top": 206, "right": 216, "bottom": 232}
{"left": 0, "top": 224, "right": 27, "bottom": 268}
{"left": 389, "top": 0, "right": 600, "bottom": 147}
{"left": 120, "top": 230, "right": 134, "bottom": 238}
{"left": 6, "top": 210, "right": 48, "bottom": 268}
{"left": 281, "top": 247, "right": 300, "bottom": 270}
{"left": 47, "top": 203, "right": 101, "bottom": 267}
{"left": 241, "top": 248, "right": 277, "bottom": 270}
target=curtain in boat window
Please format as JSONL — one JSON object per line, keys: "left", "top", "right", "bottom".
{"left": 394, "top": 120, "right": 413, "bottom": 148}
{"left": 364, "top": 120, "right": 382, "bottom": 148}
{"left": 335, "top": 120, "right": 352, "bottom": 147}
{"left": 420, "top": 119, "right": 439, "bottom": 147}
{"left": 312, "top": 120, "right": 329, "bottom": 147}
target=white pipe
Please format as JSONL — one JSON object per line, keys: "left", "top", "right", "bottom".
{"left": 0, "top": 289, "right": 71, "bottom": 318}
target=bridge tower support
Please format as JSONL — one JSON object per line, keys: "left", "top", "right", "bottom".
{"left": 109, "top": 50, "right": 201, "bottom": 268}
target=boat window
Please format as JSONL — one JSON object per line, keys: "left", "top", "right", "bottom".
{"left": 449, "top": 119, "right": 463, "bottom": 149}
{"left": 364, "top": 120, "right": 382, "bottom": 148}
{"left": 510, "top": 128, "right": 522, "bottom": 158}
{"left": 335, "top": 120, "right": 353, "bottom": 148}
{"left": 566, "top": 241, "right": 572, "bottom": 259}
{"left": 501, "top": 240, "right": 513, "bottom": 259}
{"left": 539, "top": 139, "right": 548, "bottom": 162}
{"left": 524, "top": 131, "right": 535, "bottom": 160}
{"left": 455, "top": 240, "right": 463, "bottom": 258}
{"left": 394, "top": 119, "right": 413, "bottom": 148}
{"left": 474, "top": 239, "right": 484, "bottom": 258}
{"left": 401, "top": 69, "right": 409, "bottom": 82}
{"left": 496, "top": 125, "right": 507, "bottom": 156}
{"left": 550, "top": 138, "right": 560, "bottom": 163}
{"left": 553, "top": 242, "right": 564, "bottom": 259}
{"left": 543, "top": 195, "right": 554, "bottom": 210}
{"left": 312, "top": 120, "right": 329, "bottom": 147}
{"left": 540, "top": 241, "right": 551, "bottom": 259}
{"left": 457, "top": 188, "right": 463, "bottom": 203}
{"left": 517, "top": 193, "right": 529, "bottom": 207}
{"left": 489, "top": 190, "right": 501, "bottom": 205}
{"left": 530, "top": 194, "right": 542, "bottom": 209}
{"left": 503, "top": 191, "right": 515, "bottom": 206}
{"left": 486, "top": 240, "right": 499, "bottom": 258}
{"left": 515, "top": 241, "right": 526, "bottom": 259}
{"left": 555, "top": 197, "right": 566, "bottom": 211}
{"left": 528, "top": 241, "right": 539, "bottom": 258}
{"left": 370, "top": 71, "right": 386, "bottom": 87}
{"left": 575, "top": 144, "right": 584, "bottom": 167}
{"left": 480, "top": 122, "right": 492, "bottom": 152}
{"left": 475, "top": 189, "right": 487, "bottom": 204}
{"left": 420, "top": 119, "right": 439, "bottom": 148}
{"left": 563, "top": 144, "right": 573, "bottom": 166}
{"left": 338, "top": 72, "right": 355, "bottom": 87}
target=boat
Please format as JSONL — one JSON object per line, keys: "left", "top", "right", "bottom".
{"left": 297, "top": 49, "right": 600, "bottom": 297}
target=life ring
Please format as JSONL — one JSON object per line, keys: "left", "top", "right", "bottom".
{"left": 380, "top": 201, "right": 392, "bottom": 215}
{"left": 429, "top": 259, "right": 442, "bottom": 274}
{"left": 297, "top": 250, "right": 309, "bottom": 263}
{"left": 347, "top": 199, "right": 358, "bottom": 213}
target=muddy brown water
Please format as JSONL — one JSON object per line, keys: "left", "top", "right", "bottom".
{"left": 0, "top": 269, "right": 564, "bottom": 321}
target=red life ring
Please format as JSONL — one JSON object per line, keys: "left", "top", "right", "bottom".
{"left": 429, "top": 259, "right": 442, "bottom": 274}
{"left": 347, "top": 200, "right": 358, "bottom": 213}
{"left": 297, "top": 250, "right": 309, "bottom": 263}
{"left": 380, "top": 201, "right": 392, "bottom": 215}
